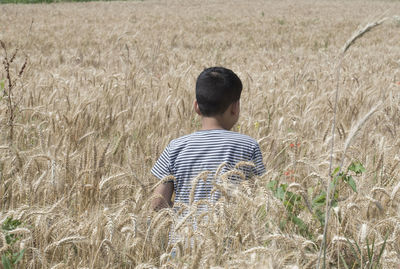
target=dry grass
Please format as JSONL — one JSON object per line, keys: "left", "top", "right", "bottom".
{"left": 0, "top": 0, "right": 400, "bottom": 268}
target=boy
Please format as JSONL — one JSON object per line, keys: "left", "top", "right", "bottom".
{"left": 151, "top": 67, "right": 265, "bottom": 211}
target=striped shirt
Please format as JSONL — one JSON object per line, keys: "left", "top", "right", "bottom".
{"left": 151, "top": 129, "right": 265, "bottom": 205}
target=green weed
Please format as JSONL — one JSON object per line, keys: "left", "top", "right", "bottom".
{"left": 340, "top": 233, "right": 389, "bottom": 269}
{"left": 1, "top": 217, "right": 25, "bottom": 269}
{"left": 267, "top": 161, "right": 365, "bottom": 238}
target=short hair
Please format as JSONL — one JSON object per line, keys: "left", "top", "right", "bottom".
{"left": 195, "top": 67, "right": 242, "bottom": 116}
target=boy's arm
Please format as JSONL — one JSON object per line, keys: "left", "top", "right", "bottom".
{"left": 151, "top": 181, "right": 174, "bottom": 211}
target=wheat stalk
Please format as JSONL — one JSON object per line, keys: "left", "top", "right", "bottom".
{"left": 99, "top": 172, "right": 126, "bottom": 190}
{"left": 318, "top": 17, "right": 391, "bottom": 269}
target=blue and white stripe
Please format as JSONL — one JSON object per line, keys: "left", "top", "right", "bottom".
{"left": 151, "top": 129, "right": 265, "bottom": 205}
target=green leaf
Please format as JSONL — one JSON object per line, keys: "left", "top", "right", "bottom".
{"left": 2, "top": 217, "right": 22, "bottom": 246}
{"left": 1, "top": 254, "right": 12, "bottom": 269}
{"left": 314, "top": 209, "right": 325, "bottom": 226}
{"left": 332, "top": 166, "right": 340, "bottom": 176}
{"left": 347, "top": 176, "right": 357, "bottom": 193}
{"left": 376, "top": 232, "right": 389, "bottom": 265}
{"left": 279, "top": 219, "right": 287, "bottom": 231}
{"left": 13, "top": 249, "right": 25, "bottom": 264}
{"left": 287, "top": 192, "right": 296, "bottom": 204}
{"left": 348, "top": 162, "right": 356, "bottom": 172}
{"left": 276, "top": 186, "right": 285, "bottom": 201}
{"left": 0, "top": 80, "right": 4, "bottom": 90}
{"left": 280, "top": 183, "right": 288, "bottom": 191}
{"left": 291, "top": 215, "right": 306, "bottom": 229}
{"left": 356, "top": 163, "right": 365, "bottom": 173}
{"left": 370, "top": 237, "right": 375, "bottom": 264}
{"left": 312, "top": 192, "right": 326, "bottom": 207}
{"left": 353, "top": 239, "right": 362, "bottom": 257}
{"left": 289, "top": 214, "right": 311, "bottom": 238}
{"left": 267, "top": 180, "right": 278, "bottom": 191}
{"left": 348, "top": 161, "right": 366, "bottom": 175}
{"left": 331, "top": 198, "right": 338, "bottom": 208}
{"left": 339, "top": 253, "right": 350, "bottom": 269}
{"left": 366, "top": 237, "right": 372, "bottom": 262}
{"left": 345, "top": 236, "right": 361, "bottom": 265}
{"left": 2, "top": 217, "right": 22, "bottom": 231}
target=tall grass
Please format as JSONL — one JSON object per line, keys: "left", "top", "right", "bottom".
{"left": 0, "top": 0, "right": 399, "bottom": 268}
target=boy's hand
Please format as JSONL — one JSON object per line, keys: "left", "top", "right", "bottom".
{"left": 151, "top": 181, "right": 174, "bottom": 211}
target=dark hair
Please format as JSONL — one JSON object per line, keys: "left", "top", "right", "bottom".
{"left": 195, "top": 67, "right": 242, "bottom": 116}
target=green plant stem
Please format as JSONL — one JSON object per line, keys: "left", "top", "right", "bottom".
{"left": 316, "top": 53, "right": 343, "bottom": 269}
{"left": 317, "top": 16, "right": 390, "bottom": 268}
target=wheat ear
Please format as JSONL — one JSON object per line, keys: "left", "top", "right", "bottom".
{"left": 342, "top": 17, "right": 389, "bottom": 54}
{"left": 342, "top": 102, "right": 382, "bottom": 156}
{"left": 189, "top": 171, "right": 209, "bottom": 205}
{"left": 99, "top": 172, "right": 126, "bottom": 190}
{"left": 150, "top": 175, "right": 176, "bottom": 191}
{"left": 358, "top": 223, "right": 368, "bottom": 244}
{"left": 44, "top": 236, "right": 86, "bottom": 254}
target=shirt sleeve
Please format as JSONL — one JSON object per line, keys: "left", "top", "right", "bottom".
{"left": 151, "top": 144, "right": 173, "bottom": 180}
{"left": 251, "top": 143, "right": 266, "bottom": 176}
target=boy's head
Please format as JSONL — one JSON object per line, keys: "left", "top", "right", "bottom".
{"left": 195, "top": 67, "right": 242, "bottom": 117}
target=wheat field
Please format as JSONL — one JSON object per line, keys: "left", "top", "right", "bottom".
{"left": 0, "top": 0, "right": 400, "bottom": 268}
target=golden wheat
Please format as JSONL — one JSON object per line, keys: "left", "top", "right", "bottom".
{"left": 0, "top": 0, "right": 399, "bottom": 268}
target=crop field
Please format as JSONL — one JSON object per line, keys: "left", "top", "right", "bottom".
{"left": 0, "top": 0, "right": 400, "bottom": 268}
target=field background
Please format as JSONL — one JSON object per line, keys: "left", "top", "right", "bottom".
{"left": 1, "top": 0, "right": 400, "bottom": 268}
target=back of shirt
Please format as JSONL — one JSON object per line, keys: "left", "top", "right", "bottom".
{"left": 151, "top": 129, "right": 265, "bottom": 205}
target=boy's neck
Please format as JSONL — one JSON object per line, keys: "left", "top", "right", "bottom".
{"left": 200, "top": 116, "right": 230, "bottom": 131}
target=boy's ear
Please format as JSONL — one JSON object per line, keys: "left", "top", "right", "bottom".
{"left": 231, "top": 100, "right": 240, "bottom": 115}
{"left": 194, "top": 100, "right": 202, "bottom": 115}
